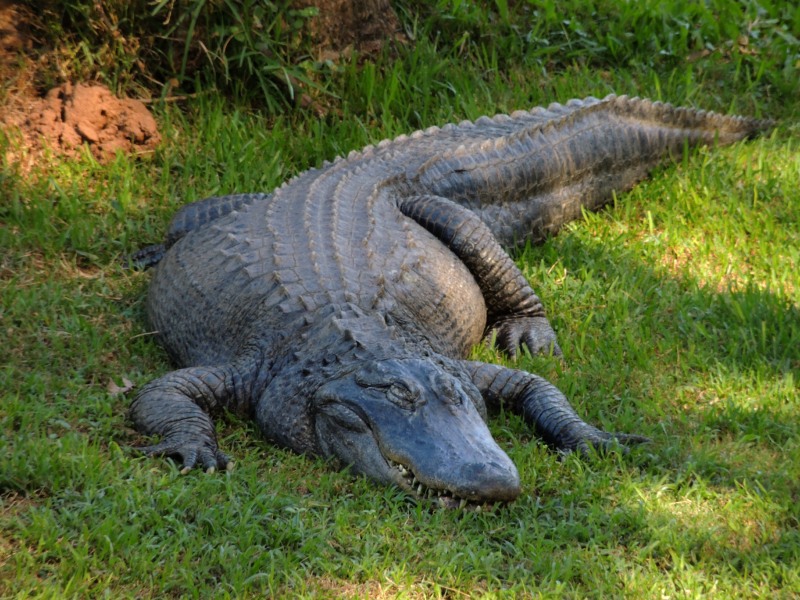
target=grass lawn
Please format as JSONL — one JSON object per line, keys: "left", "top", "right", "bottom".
{"left": 2, "top": 1, "right": 799, "bottom": 597}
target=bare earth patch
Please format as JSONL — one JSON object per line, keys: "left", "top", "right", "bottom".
{"left": 3, "top": 82, "right": 160, "bottom": 161}
{"left": 0, "top": 0, "right": 160, "bottom": 166}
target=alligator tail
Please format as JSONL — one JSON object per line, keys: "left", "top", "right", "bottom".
{"left": 415, "top": 95, "right": 774, "bottom": 247}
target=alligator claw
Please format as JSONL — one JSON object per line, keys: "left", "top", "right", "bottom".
{"left": 493, "top": 316, "right": 563, "bottom": 359}
{"left": 135, "top": 437, "right": 233, "bottom": 473}
{"left": 569, "top": 431, "right": 650, "bottom": 457}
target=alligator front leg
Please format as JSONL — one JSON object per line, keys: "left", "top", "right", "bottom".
{"left": 397, "top": 194, "right": 560, "bottom": 357}
{"left": 130, "top": 363, "right": 256, "bottom": 472}
{"left": 465, "top": 361, "right": 649, "bottom": 453}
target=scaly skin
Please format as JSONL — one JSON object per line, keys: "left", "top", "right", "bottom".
{"left": 129, "top": 95, "right": 770, "bottom": 505}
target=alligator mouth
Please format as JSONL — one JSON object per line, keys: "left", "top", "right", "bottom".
{"left": 387, "top": 459, "right": 498, "bottom": 511}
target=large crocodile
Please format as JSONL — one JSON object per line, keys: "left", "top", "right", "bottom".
{"left": 130, "top": 95, "right": 769, "bottom": 507}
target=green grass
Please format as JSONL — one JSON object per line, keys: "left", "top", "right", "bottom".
{"left": 2, "top": 1, "right": 799, "bottom": 597}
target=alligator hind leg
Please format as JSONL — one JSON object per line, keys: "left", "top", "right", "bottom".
{"left": 126, "top": 193, "right": 271, "bottom": 269}
{"left": 397, "top": 194, "right": 561, "bottom": 357}
{"left": 162, "top": 193, "right": 271, "bottom": 247}
{"left": 130, "top": 363, "right": 255, "bottom": 472}
{"left": 465, "top": 361, "right": 649, "bottom": 453}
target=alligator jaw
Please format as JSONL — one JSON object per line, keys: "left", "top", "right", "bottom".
{"left": 386, "top": 458, "right": 499, "bottom": 511}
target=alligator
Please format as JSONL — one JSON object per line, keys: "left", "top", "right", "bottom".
{"left": 130, "top": 95, "right": 770, "bottom": 507}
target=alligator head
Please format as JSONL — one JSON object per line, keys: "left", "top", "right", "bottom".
{"left": 312, "top": 357, "right": 521, "bottom": 507}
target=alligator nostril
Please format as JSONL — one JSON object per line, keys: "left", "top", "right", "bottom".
{"left": 456, "top": 460, "right": 521, "bottom": 501}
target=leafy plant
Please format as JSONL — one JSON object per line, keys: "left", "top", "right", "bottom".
{"left": 24, "top": 0, "right": 324, "bottom": 109}
{"left": 149, "top": 0, "right": 322, "bottom": 111}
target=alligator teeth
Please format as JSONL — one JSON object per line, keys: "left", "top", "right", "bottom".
{"left": 387, "top": 458, "right": 489, "bottom": 510}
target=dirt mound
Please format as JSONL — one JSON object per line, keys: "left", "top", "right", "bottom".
{"left": 4, "top": 82, "right": 161, "bottom": 162}
{"left": 1, "top": 1, "right": 160, "bottom": 165}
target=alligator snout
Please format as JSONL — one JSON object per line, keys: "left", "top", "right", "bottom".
{"left": 388, "top": 452, "right": 520, "bottom": 507}
{"left": 454, "top": 459, "right": 521, "bottom": 502}
{"left": 313, "top": 357, "right": 524, "bottom": 506}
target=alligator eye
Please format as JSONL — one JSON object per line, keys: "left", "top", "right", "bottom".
{"left": 318, "top": 402, "right": 369, "bottom": 433}
{"left": 435, "top": 375, "right": 463, "bottom": 406}
{"left": 387, "top": 381, "right": 420, "bottom": 409}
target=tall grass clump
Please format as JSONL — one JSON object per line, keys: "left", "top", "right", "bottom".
{"left": 24, "top": 0, "right": 323, "bottom": 110}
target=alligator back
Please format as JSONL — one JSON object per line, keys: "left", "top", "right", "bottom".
{"left": 145, "top": 95, "right": 770, "bottom": 367}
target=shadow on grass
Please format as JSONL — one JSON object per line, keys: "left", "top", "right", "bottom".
{"left": 533, "top": 231, "right": 799, "bottom": 492}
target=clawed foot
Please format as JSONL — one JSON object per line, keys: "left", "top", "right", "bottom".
{"left": 561, "top": 430, "right": 650, "bottom": 457}
{"left": 135, "top": 435, "right": 233, "bottom": 474}
{"left": 493, "top": 316, "right": 563, "bottom": 359}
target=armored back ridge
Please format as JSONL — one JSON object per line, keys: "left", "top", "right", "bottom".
{"left": 129, "top": 95, "right": 771, "bottom": 507}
